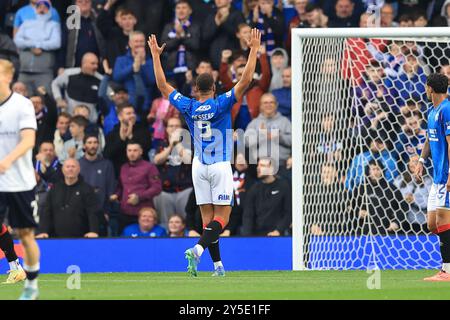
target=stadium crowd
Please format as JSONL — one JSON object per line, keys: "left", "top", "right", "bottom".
{"left": 0, "top": 0, "right": 449, "bottom": 238}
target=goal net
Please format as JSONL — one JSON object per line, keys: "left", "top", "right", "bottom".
{"left": 291, "top": 28, "right": 450, "bottom": 270}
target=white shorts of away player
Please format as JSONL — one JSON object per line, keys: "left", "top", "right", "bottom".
{"left": 427, "top": 183, "right": 450, "bottom": 212}
{"left": 192, "top": 156, "right": 234, "bottom": 206}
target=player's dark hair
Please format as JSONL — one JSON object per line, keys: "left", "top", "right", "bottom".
{"left": 83, "top": 134, "right": 98, "bottom": 145}
{"left": 196, "top": 59, "right": 212, "bottom": 69}
{"left": 427, "top": 73, "right": 449, "bottom": 94}
{"left": 70, "top": 115, "right": 89, "bottom": 128}
{"left": 195, "top": 73, "right": 215, "bottom": 94}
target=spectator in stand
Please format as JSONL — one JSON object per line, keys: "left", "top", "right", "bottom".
{"left": 161, "top": 0, "right": 201, "bottom": 89}
{"left": 99, "top": 60, "right": 146, "bottom": 134}
{"left": 59, "top": 0, "right": 104, "bottom": 69}
{"left": 110, "top": 141, "right": 162, "bottom": 232}
{"left": 167, "top": 213, "right": 189, "bottom": 237}
{"left": 0, "top": 30, "right": 20, "bottom": 80}
{"left": 317, "top": 112, "right": 344, "bottom": 164}
{"left": 309, "top": 163, "right": 347, "bottom": 236}
{"left": 367, "top": 40, "right": 406, "bottom": 78}
{"left": 399, "top": 99, "right": 427, "bottom": 125}
{"left": 221, "top": 47, "right": 271, "bottom": 127}
{"left": 380, "top": 3, "right": 399, "bottom": 27}
{"left": 271, "top": 67, "right": 291, "bottom": 120}
{"left": 73, "top": 104, "right": 106, "bottom": 152}
{"left": 242, "top": 157, "right": 292, "bottom": 236}
{"left": 391, "top": 50, "right": 427, "bottom": 106}
{"left": 37, "top": 158, "right": 101, "bottom": 238}
{"left": 120, "top": 0, "right": 172, "bottom": 39}
{"left": 394, "top": 154, "right": 431, "bottom": 234}
{"left": 269, "top": 48, "right": 289, "bottom": 92}
{"left": 54, "top": 112, "right": 72, "bottom": 159}
{"left": 413, "top": 11, "right": 429, "bottom": 27}
{"left": 233, "top": 23, "right": 252, "bottom": 53}
{"left": 147, "top": 85, "right": 180, "bottom": 144}
{"left": 395, "top": 114, "right": 426, "bottom": 166}
{"left": 342, "top": 14, "right": 388, "bottom": 83}
{"left": 354, "top": 61, "right": 397, "bottom": 122}
{"left": 345, "top": 134, "right": 399, "bottom": 191}
{"left": 32, "top": 86, "right": 57, "bottom": 156}
{"left": 13, "top": 0, "right": 60, "bottom": 37}
{"left": 432, "top": 0, "right": 450, "bottom": 26}
{"left": 13, "top": 0, "right": 61, "bottom": 94}
{"left": 152, "top": 117, "right": 192, "bottom": 228}
{"left": 121, "top": 207, "right": 167, "bottom": 238}
{"left": 202, "top": 0, "right": 245, "bottom": 69}
{"left": 59, "top": 115, "right": 89, "bottom": 162}
{"left": 96, "top": 4, "right": 137, "bottom": 69}
{"left": 440, "top": 64, "right": 450, "bottom": 82}
{"left": 245, "top": 93, "right": 292, "bottom": 168}
{"left": 286, "top": 0, "right": 309, "bottom": 51}
{"left": 34, "top": 141, "right": 63, "bottom": 189}
{"left": 328, "top": 0, "right": 359, "bottom": 28}
{"left": 220, "top": 50, "right": 248, "bottom": 88}
{"left": 351, "top": 159, "right": 407, "bottom": 235}
{"left": 225, "top": 152, "right": 256, "bottom": 236}
{"left": 304, "top": 3, "right": 328, "bottom": 28}
{"left": 104, "top": 104, "right": 152, "bottom": 177}
{"left": 52, "top": 52, "right": 108, "bottom": 123}
{"left": 247, "top": 0, "right": 285, "bottom": 56}
{"left": 34, "top": 141, "right": 63, "bottom": 218}
{"left": 185, "top": 190, "right": 203, "bottom": 236}
{"left": 12, "top": 81, "right": 29, "bottom": 97}
{"left": 398, "top": 14, "right": 414, "bottom": 27}
{"left": 79, "top": 134, "right": 116, "bottom": 237}
{"left": 113, "top": 31, "right": 155, "bottom": 118}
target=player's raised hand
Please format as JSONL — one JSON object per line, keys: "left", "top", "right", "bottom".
{"left": 147, "top": 34, "right": 166, "bottom": 57}
{"left": 246, "top": 28, "right": 261, "bottom": 50}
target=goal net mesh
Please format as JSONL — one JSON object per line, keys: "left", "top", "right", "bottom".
{"left": 299, "top": 35, "right": 450, "bottom": 270}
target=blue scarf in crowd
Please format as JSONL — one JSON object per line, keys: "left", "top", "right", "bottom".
{"left": 168, "top": 18, "right": 191, "bottom": 74}
{"left": 255, "top": 11, "right": 275, "bottom": 55}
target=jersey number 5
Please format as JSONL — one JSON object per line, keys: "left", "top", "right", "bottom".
{"left": 197, "top": 121, "right": 212, "bottom": 139}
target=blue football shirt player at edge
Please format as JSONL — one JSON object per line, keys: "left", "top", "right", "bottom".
{"left": 148, "top": 29, "right": 261, "bottom": 277}
{"left": 415, "top": 73, "right": 450, "bottom": 282}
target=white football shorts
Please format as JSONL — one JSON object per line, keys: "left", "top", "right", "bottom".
{"left": 192, "top": 156, "right": 234, "bottom": 206}
{"left": 427, "top": 183, "right": 450, "bottom": 212}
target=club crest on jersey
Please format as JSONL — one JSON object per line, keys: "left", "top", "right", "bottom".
{"left": 195, "top": 105, "right": 211, "bottom": 112}
{"left": 218, "top": 194, "right": 230, "bottom": 201}
{"left": 173, "top": 93, "right": 182, "bottom": 101}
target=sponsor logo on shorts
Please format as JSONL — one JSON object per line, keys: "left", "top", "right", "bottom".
{"left": 218, "top": 194, "right": 230, "bottom": 201}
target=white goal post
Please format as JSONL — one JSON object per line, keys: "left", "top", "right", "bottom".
{"left": 291, "top": 27, "right": 450, "bottom": 271}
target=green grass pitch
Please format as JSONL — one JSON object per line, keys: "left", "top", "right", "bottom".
{"left": 1, "top": 270, "right": 450, "bottom": 300}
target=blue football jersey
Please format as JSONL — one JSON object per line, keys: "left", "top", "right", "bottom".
{"left": 169, "top": 89, "right": 237, "bottom": 165}
{"left": 427, "top": 99, "right": 450, "bottom": 184}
